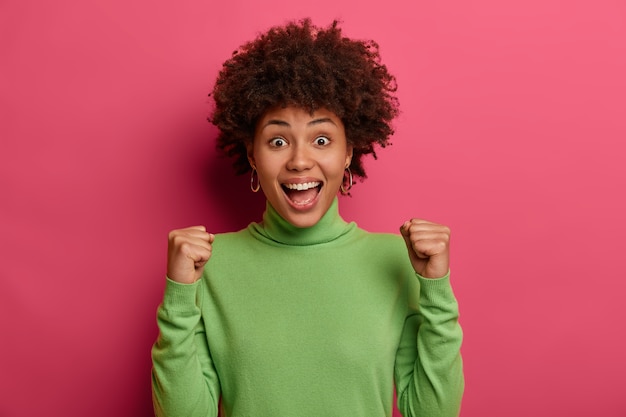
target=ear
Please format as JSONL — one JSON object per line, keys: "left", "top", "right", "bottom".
{"left": 246, "top": 142, "right": 256, "bottom": 168}
{"left": 345, "top": 144, "right": 354, "bottom": 168}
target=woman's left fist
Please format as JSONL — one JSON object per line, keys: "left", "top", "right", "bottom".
{"left": 400, "top": 219, "right": 450, "bottom": 279}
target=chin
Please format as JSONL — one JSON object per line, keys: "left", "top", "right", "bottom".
{"left": 281, "top": 207, "right": 325, "bottom": 228}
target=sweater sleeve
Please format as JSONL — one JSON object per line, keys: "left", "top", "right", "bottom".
{"left": 394, "top": 272, "right": 464, "bottom": 417}
{"left": 151, "top": 277, "right": 221, "bottom": 417}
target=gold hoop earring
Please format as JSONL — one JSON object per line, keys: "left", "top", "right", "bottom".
{"left": 340, "top": 167, "right": 353, "bottom": 195}
{"left": 250, "top": 167, "right": 260, "bottom": 193}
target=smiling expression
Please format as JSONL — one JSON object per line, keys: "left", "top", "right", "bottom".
{"left": 248, "top": 106, "right": 353, "bottom": 228}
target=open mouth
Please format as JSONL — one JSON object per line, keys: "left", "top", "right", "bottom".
{"left": 281, "top": 181, "right": 322, "bottom": 206}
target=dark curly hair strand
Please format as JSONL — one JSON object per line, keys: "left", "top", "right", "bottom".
{"left": 209, "top": 18, "right": 399, "bottom": 180}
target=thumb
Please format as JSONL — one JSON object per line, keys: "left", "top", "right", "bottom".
{"left": 192, "top": 232, "right": 215, "bottom": 270}
{"left": 399, "top": 221, "right": 411, "bottom": 245}
{"left": 399, "top": 221, "right": 417, "bottom": 255}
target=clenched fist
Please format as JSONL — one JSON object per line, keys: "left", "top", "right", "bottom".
{"left": 400, "top": 219, "right": 450, "bottom": 279}
{"left": 167, "top": 226, "right": 215, "bottom": 284}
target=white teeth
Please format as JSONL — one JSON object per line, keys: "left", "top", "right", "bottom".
{"left": 283, "top": 181, "right": 320, "bottom": 191}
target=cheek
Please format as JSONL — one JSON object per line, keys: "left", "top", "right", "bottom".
{"left": 254, "top": 151, "right": 279, "bottom": 177}
{"left": 257, "top": 165, "right": 287, "bottom": 195}
{"left": 256, "top": 166, "right": 277, "bottom": 186}
{"left": 324, "top": 157, "right": 349, "bottom": 181}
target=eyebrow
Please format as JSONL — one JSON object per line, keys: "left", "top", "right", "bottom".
{"left": 261, "top": 117, "right": 337, "bottom": 130}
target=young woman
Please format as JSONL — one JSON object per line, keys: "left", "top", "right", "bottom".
{"left": 151, "top": 19, "right": 464, "bottom": 417}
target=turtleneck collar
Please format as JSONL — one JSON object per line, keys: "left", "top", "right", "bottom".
{"left": 248, "top": 198, "right": 356, "bottom": 246}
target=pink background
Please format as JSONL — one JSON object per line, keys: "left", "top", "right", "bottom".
{"left": 1, "top": 0, "right": 625, "bottom": 416}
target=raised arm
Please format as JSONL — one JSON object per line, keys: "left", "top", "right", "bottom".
{"left": 151, "top": 227, "right": 221, "bottom": 417}
{"left": 395, "top": 219, "right": 464, "bottom": 416}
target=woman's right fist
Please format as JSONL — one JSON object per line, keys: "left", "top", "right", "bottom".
{"left": 167, "top": 226, "right": 214, "bottom": 284}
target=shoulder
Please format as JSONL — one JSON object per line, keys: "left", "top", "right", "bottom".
{"left": 354, "top": 228, "right": 405, "bottom": 247}
{"left": 212, "top": 227, "right": 251, "bottom": 243}
{"left": 210, "top": 227, "right": 256, "bottom": 255}
{"left": 345, "top": 229, "right": 416, "bottom": 290}
{"left": 349, "top": 228, "right": 408, "bottom": 261}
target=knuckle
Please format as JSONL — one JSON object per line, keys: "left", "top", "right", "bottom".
{"left": 179, "top": 241, "right": 193, "bottom": 253}
{"left": 170, "top": 233, "right": 184, "bottom": 246}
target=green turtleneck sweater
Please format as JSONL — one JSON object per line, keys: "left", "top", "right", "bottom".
{"left": 152, "top": 199, "right": 463, "bottom": 417}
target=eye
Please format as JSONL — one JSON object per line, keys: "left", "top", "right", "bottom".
{"left": 269, "top": 137, "right": 287, "bottom": 147}
{"left": 315, "top": 136, "right": 330, "bottom": 146}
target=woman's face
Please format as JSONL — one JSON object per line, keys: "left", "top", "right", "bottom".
{"left": 249, "top": 106, "right": 353, "bottom": 228}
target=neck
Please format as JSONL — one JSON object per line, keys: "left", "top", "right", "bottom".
{"left": 250, "top": 197, "right": 355, "bottom": 246}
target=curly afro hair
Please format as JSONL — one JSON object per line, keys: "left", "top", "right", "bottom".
{"left": 209, "top": 18, "right": 399, "bottom": 180}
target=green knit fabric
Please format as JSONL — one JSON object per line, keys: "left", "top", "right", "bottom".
{"left": 152, "top": 198, "right": 464, "bottom": 417}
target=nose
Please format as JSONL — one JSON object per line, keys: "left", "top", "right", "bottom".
{"left": 286, "top": 143, "right": 314, "bottom": 171}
